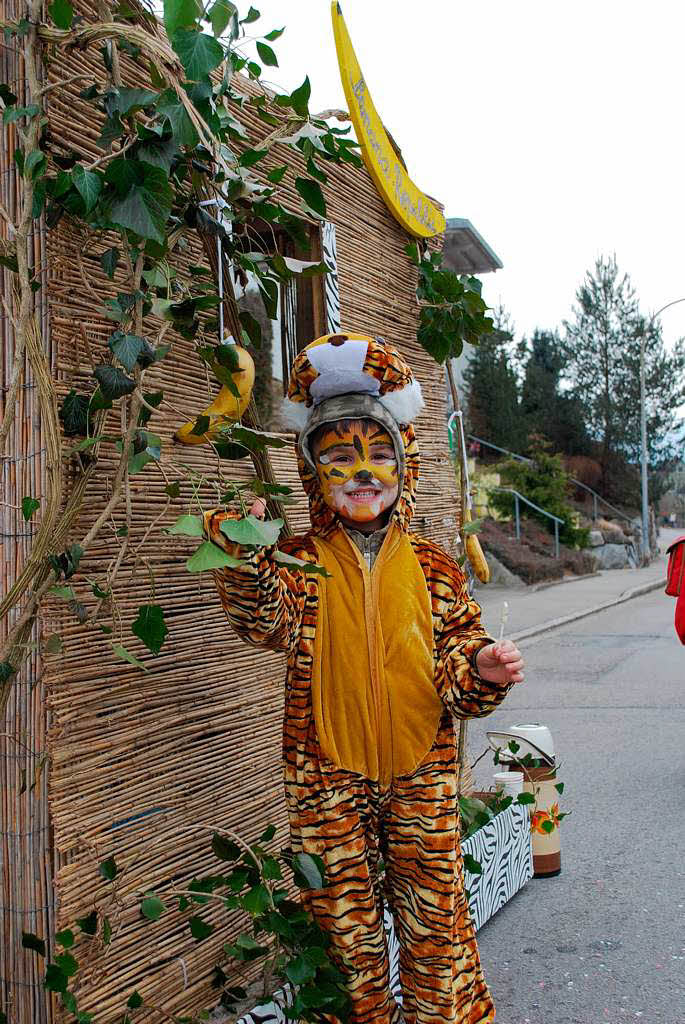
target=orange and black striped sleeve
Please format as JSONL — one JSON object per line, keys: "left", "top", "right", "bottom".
{"left": 203, "top": 509, "right": 311, "bottom": 654}
{"left": 414, "top": 536, "right": 513, "bottom": 719}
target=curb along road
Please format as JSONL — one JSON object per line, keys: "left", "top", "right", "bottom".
{"left": 511, "top": 576, "right": 667, "bottom": 644}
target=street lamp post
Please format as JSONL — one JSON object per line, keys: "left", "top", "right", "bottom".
{"left": 640, "top": 297, "right": 685, "bottom": 562}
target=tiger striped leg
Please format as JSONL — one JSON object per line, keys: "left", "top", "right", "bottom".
{"left": 383, "top": 735, "right": 495, "bottom": 1024}
{"left": 292, "top": 762, "right": 401, "bottom": 1023}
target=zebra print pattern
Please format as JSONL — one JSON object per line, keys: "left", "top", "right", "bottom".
{"left": 321, "top": 220, "right": 341, "bottom": 333}
{"left": 234, "top": 807, "right": 532, "bottom": 1024}
{"left": 461, "top": 802, "right": 533, "bottom": 932}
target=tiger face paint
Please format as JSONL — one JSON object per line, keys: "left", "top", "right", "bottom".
{"left": 313, "top": 419, "right": 399, "bottom": 526}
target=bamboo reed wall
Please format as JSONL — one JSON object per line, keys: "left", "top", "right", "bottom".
{"left": 1, "top": 3, "right": 460, "bottom": 1021}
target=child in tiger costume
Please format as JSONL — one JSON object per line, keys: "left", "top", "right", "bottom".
{"left": 204, "top": 333, "right": 524, "bottom": 1024}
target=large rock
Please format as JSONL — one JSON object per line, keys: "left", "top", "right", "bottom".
{"left": 479, "top": 552, "right": 526, "bottom": 588}
{"left": 588, "top": 529, "right": 605, "bottom": 547}
{"left": 593, "top": 543, "right": 631, "bottom": 569}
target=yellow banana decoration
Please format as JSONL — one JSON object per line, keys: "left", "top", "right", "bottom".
{"left": 175, "top": 345, "right": 255, "bottom": 445}
{"left": 464, "top": 506, "right": 490, "bottom": 584}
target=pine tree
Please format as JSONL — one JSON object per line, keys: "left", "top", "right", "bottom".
{"left": 562, "top": 255, "right": 685, "bottom": 499}
{"left": 520, "top": 330, "right": 589, "bottom": 456}
{"left": 463, "top": 308, "right": 524, "bottom": 451}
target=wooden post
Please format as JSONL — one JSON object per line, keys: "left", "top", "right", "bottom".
{"left": 446, "top": 360, "right": 473, "bottom": 796}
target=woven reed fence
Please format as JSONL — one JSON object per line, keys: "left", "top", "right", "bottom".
{"left": 1, "top": 3, "right": 460, "bottom": 1021}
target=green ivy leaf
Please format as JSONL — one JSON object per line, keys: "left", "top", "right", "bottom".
{"left": 62, "top": 991, "right": 77, "bottom": 1014}
{"left": 0, "top": 661, "right": 16, "bottom": 684}
{"left": 3, "top": 105, "right": 39, "bottom": 125}
{"left": 140, "top": 894, "right": 165, "bottom": 921}
{"left": 266, "top": 164, "right": 287, "bottom": 184}
{"left": 22, "top": 931, "right": 46, "bottom": 955}
{"left": 237, "top": 147, "right": 268, "bottom": 168}
{"left": 132, "top": 604, "right": 168, "bottom": 655}
{"left": 44, "top": 963, "right": 68, "bottom": 993}
{"left": 208, "top": 0, "right": 237, "bottom": 38}
{"left": 111, "top": 87, "right": 159, "bottom": 116}
{"left": 54, "top": 952, "right": 78, "bottom": 978}
{"left": 112, "top": 644, "right": 148, "bottom": 672}
{"left": 0, "top": 83, "right": 17, "bottom": 106}
{"left": 292, "top": 852, "right": 324, "bottom": 890}
{"left": 238, "top": 309, "right": 262, "bottom": 349}
{"left": 171, "top": 29, "right": 224, "bottom": 81}
{"left": 157, "top": 89, "right": 199, "bottom": 147}
{"left": 288, "top": 76, "right": 311, "bottom": 117}
{"left": 48, "top": 0, "right": 73, "bottom": 29}
{"left": 541, "top": 819, "right": 556, "bottom": 834}
{"left": 185, "top": 541, "right": 244, "bottom": 573}
{"left": 284, "top": 954, "right": 317, "bottom": 986}
{"left": 189, "top": 916, "right": 214, "bottom": 941}
{"left": 76, "top": 910, "right": 98, "bottom": 935}
{"left": 109, "top": 332, "right": 144, "bottom": 372}
{"left": 24, "top": 149, "right": 47, "bottom": 180}
{"left": 164, "top": 480, "right": 181, "bottom": 498}
{"left": 212, "top": 832, "right": 241, "bottom": 862}
{"left": 240, "top": 5, "right": 260, "bottom": 24}
{"left": 93, "top": 364, "right": 135, "bottom": 400}
{"left": 107, "top": 163, "right": 173, "bottom": 243}
{"left": 99, "top": 855, "right": 118, "bottom": 882}
{"left": 220, "top": 515, "right": 282, "bottom": 547}
{"left": 463, "top": 853, "right": 483, "bottom": 875}
{"left": 163, "top": 0, "right": 201, "bottom": 36}
{"left": 61, "top": 390, "right": 92, "bottom": 436}
{"left": 264, "top": 27, "right": 284, "bottom": 41}
{"left": 127, "top": 991, "right": 143, "bottom": 1009}
{"left": 102, "top": 916, "right": 112, "bottom": 946}
{"left": 272, "top": 550, "right": 331, "bottom": 577}
{"left": 55, "top": 929, "right": 74, "bottom": 948}
{"left": 516, "top": 791, "right": 535, "bottom": 805}
{"left": 261, "top": 856, "right": 282, "bottom": 881}
{"left": 71, "top": 165, "right": 102, "bottom": 213}
{"left": 256, "top": 40, "right": 277, "bottom": 66}
{"left": 100, "top": 247, "right": 119, "bottom": 279}
{"left": 555, "top": 782, "right": 565, "bottom": 794}
{"left": 21, "top": 496, "right": 40, "bottom": 521}
{"left": 294, "top": 176, "right": 325, "bottom": 218}
{"left": 166, "top": 514, "right": 204, "bottom": 537}
{"left": 242, "top": 884, "right": 270, "bottom": 915}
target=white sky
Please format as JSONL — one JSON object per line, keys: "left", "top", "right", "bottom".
{"left": 250, "top": 0, "right": 685, "bottom": 351}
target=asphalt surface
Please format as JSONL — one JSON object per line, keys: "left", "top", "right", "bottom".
{"left": 468, "top": 588, "right": 685, "bottom": 1024}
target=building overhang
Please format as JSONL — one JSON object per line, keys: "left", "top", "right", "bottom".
{"left": 443, "top": 217, "right": 503, "bottom": 275}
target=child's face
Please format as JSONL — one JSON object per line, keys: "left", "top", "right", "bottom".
{"left": 313, "top": 418, "right": 399, "bottom": 525}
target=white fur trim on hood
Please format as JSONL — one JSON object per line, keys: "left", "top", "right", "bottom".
{"left": 378, "top": 378, "right": 424, "bottom": 425}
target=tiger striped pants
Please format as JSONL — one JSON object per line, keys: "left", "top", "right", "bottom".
{"left": 288, "top": 722, "right": 495, "bottom": 1024}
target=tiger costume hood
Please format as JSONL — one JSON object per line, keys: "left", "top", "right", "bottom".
{"left": 283, "top": 333, "right": 423, "bottom": 536}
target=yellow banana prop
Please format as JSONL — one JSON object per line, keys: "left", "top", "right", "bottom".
{"left": 464, "top": 506, "right": 490, "bottom": 584}
{"left": 175, "top": 345, "right": 255, "bottom": 445}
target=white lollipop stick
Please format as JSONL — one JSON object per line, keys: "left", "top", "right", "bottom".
{"left": 498, "top": 601, "right": 509, "bottom": 646}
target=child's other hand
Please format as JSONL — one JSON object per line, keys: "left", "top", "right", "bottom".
{"left": 475, "top": 639, "right": 524, "bottom": 685}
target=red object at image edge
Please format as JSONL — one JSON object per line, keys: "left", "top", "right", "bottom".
{"left": 665, "top": 536, "right": 685, "bottom": 644}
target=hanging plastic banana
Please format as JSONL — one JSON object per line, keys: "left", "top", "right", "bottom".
{"left": 175, "top": 197, "right": 256, "bottom": 445}
{"left": 446, "top": 369, "right": 490, "bottom": 585}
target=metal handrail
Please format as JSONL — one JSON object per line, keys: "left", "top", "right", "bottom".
{"left": 465, "top": 433, "right": 635, "bottom": 525}
{"left": 489, "top": 486, "right": 563, "bottom": 558}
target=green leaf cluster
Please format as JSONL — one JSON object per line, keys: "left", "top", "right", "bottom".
{"left": 407, "top": 244, "right": 494, "bottom": 363}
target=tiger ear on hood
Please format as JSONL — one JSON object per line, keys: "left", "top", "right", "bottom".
{"left": 283, "top": 333, "right": 423, "bottom": 434}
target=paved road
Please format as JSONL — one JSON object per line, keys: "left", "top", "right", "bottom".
{"left": 467, "top": 589, "right": 684, "bottom": 1024}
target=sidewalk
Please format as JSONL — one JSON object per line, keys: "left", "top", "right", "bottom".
{"left": 473, "top": 528, "right": 677, "bottom": 642}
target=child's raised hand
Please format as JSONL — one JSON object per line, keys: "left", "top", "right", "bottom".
{"left": 249, "top": 498, "right": 266, "bottom": 519}
{"left": 475, "top": 639, "right": 524, "bottom": 685}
